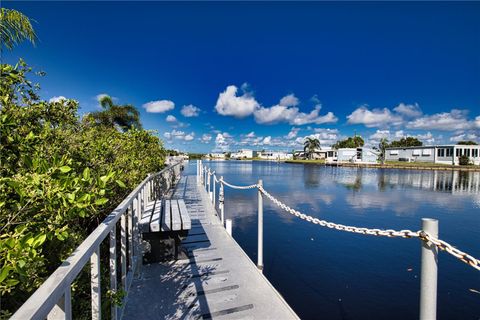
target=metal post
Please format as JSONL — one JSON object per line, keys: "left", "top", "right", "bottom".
{"left": 109, "top": 224, "right": 117, "bottom": 320}
{"left": 257, "top": 179, "right": 264, "bottom": 272}
{"left": 419, "top": 218, "right": 438, "bottom": 320}
{"left": 220, "top": 177, "right": 225, "bottom": 225}
{"left": 213, "top": 175, "right": 216, "bottom": 206}
{"left": 207, "top": 169, "right": 211, "bottom": 195}
{"left": 226, "top": 219, "right": 232, "bottom": 236}
{"left": 91, "top": 247, "right": 101, "bottom": 320}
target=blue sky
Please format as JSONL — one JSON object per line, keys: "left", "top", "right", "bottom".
{"left": 4, "top": 1, "right": 480, "bottom": 152}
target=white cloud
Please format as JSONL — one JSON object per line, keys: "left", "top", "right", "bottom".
{"left": 181, "top": 104, "right": 200, "bottom": 117}
{"left": 184, "top": 133, "right": 195, "bottom": 141}
{"left": 393, "top": 103, "right": 422, "bottom": 118}
{"left": 166, "top": 115, "right": 177, "bottom": 122}
{"left": 370, "top": 130, "right": 391, "bottom": 140}
{"left": 406, "top": 109, "right": 471, "bottom": 131}
{"left": 475, "top": 116, "right": 480, "bottom": 128}
{"left": 245, "top": 131, "right": 255, "bottom": 138}
{"left": 449, "top": 132, "right": 478, "bottom": 142}
{"left": 286, "top": 127, "right": 300, "bottom": 139}
{"left": 200, "top": 134, "right": 212, "bottom": 143}
{"left": 49, "top": 96, "right": 67, "bottom": 103}
{"left": 347, "top": 106, "right": 403, "bottom": 127}
{"left": 214, "top": 133, "right": 231, "bottom": 151}
{"left": 215, "top": 85, "right": 259, "bottom": 118}
{"left": 254, "top": 94, "right": 337, "bottom": 125}
{"left": 143, "top": 100, "right": 175, "bottom": 113}
{"left": 262, "top": 136, "right": 272, "bottom": 145}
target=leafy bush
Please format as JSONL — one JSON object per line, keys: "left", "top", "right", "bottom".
{"left": 0, "top": 60, "right": 166, "bottom": 316}
{"left": 459, "top": 155, "right": 471, "bottom": 166}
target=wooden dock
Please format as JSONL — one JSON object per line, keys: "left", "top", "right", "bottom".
{"left": 122, "top": 174, "right": 299, "bottom": 319}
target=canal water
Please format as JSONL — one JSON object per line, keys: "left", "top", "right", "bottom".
{"left": 187, "top": 161, "right": 480, "bottom": 320}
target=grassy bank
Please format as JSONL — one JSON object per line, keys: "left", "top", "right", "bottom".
{"left": 285, "top": 159, "right": 326, "bottom": 164}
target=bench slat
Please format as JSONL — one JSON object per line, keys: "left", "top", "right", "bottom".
{"left": 171, "top": 200, "right": 182, "bottom": 231}
{"left": 161, "top": 200, "right": 172, "bottom": 231}
{"left": 177, "top": 199, "right": 191, "bottom": 230}
{"left": 139, "top": 201, "right": 156, "bottom": 233}
{"left": 149, "top": 201, "right": 162, "bottom": 232}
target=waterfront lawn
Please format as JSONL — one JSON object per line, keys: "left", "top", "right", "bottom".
{"left": 285, "top": 159, "right": 326, "bottom": 164}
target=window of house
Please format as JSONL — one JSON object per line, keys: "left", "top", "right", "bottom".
{"left": 446, "top": 148, "right": 453, "bottom": 157}
{"left": 413, "top": 149, "right": 420, "bottom": 156}
{"left": 390, "top": 150, "right": 399, "bottom": 155}
{"left": 437, "top": 149, "right": 445, "bottom": 157}
{"left": 456, "top": 149, "right": 460, "bottom": 157}
{"left": 466, "top": 149, "right": 471, "bottom": 157}
{"left": 474, "top": 149, "right": 479, "bottom": 157}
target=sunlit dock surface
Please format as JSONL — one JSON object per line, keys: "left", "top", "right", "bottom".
{"left": 123, "top": 174, "right": 298, "bottom": 320}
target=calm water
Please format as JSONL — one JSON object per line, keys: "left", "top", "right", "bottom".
{"left": 187, "top": 161, "right": 480, "bottom": 320}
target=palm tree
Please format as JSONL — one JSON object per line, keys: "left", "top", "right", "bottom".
{"left": 0, "top": 8, "right": 37, "bottom": 50}
{"left": 303, "top": 137, "right": 321, "bottom": 160}
{"left": 373, "top": 138, "right": 389, "bottom": 164}
{"left": 89, "top": 95, "right": 142, "bottom": 131}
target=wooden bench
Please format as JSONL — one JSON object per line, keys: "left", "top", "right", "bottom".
{"left": 140, "top": 199, "right": 191, "bottom": 262}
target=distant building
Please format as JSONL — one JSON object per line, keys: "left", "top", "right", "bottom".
{"left": 208, "top": 153, "right": 226, "bottom": 159}
{"left": 336, "top": 148, "right": 378, "bottom": 164}
{"left": 385, "top": 145, "right": 480, "bottom": 165}
{"left": 258, "top": 151, "right": 293, "bottom": 160}
{"left": 231, "top": 149, "right": 254, "bottom": 159}
{"left": 294, "top": 148, "right": 336, "bottom": 160}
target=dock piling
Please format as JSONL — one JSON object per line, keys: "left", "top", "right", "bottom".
{"left": 226, "top": 219, "right": 232, "bottom": 236}
{"left": 257, "top": 179, "right": 264, "bottom": 272}
{"left": 419, "top": 218, "right": 438, "bottom": 320}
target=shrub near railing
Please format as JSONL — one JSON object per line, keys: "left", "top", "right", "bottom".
{"left": 0, "top": 60, "right": 166, "bottom": 318}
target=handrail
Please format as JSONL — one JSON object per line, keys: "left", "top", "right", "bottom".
{"left": 11, "top": 161, "right": 183, "bottom": 320}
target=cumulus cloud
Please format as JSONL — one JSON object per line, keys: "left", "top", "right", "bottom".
{"left": 143, "top": 100, "right": 175, "bottom": 113}
{"left": 347, "top": 106, "right": 403, "bottom": 127}
{"left": 406, "top": 109, "right": 471, "bottom": 131}
{"left": 215, "top": 86, "right": 337, "bottom": 125}
{"left": 200, "top": 134, "right": 212, "bottom": 143}
{"left": 286, "top": 127, "right": 300, "bottom": 139}
{"left": 245, "top": 131, "right": 255, "bottom": 138}
{"left": 49, "top": 96, "right": 67, "bottom": 103}
{"left": 475, "top": 116, "right": 480, "bottom": 128}
{"left": 181, "top": 104, "right": 200, "bottom": 117}
{"left": 295, "top": 129, "right": 339, "bottom": 147}
{"left": 393, "top": 103, "right": 422, "bottom": 118}
{"left": 367, "top": 129, "right": 436, "bottom": 146}
{"left": 215, "top": 85, "right": 259, "bottom": 118}
{"left": 254, "top": 94, "right": 337, "bottom": 125}
{"left": 214, "top": 133, "right": 231, "bottom": 151}
{"left": 262, "top": 136, "right": 272, "bottom": 145}
{"left": 163, "top": 129, "right": 194, "bottom": 142}
{"left": 449, "top": 132, "right": 478, "bottom": 142}
{"left": 166, "top": 115, "right": 177, "bottom": 122}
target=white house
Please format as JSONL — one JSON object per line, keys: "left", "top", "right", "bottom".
{"left": 208, "top": 153, "right": 226, "bottom": 159}
{"left": 230, "top": 149, "right": 254, "bottom": 159}
{"left": 258, "top": 151, "right": 293, "bottom": 160}
{"left": 385, "top": 145, "right": 480, "bottom": 165}
{"left": 336, "top": 148, "right": 378, "bottom": 164}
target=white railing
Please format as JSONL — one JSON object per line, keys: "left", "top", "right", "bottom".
{"left": 198, "top": 160, "right": 480, "bottom": 320}
{"left": 11, "top": 162, "right": 183, "bottom": 320}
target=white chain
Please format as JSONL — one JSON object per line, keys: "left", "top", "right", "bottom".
{"left": 204, "top": 166, "right": 480, "bottom": 271}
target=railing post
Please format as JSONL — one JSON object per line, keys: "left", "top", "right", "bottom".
{"left": 127, "top": 204, "right": 133, "bottom": 271}
{"left": 419, "top": 218, "right": 438, "bottom": 320}
{"left": 213, "top": 174, "right": 216, "bottom": 206}
{"left": 226, "top": 219, "right": 232, "bottom": 236}
{"left": 220, "top": 177, "right": 225, "bottom": 225}
{"left": 257, "top": 179, "right": 264, "bottom": 272}
{"left": 110, "top": 224, "right": 118, "bottom": 320}
{"left": 91, "top": 246, "right": 101, "bottom": 320}
{"left": 47, "top": 287, "right": 72, "bottom": 320}
{"left": 121, "top": 212, "right": 127, "bottom": 290}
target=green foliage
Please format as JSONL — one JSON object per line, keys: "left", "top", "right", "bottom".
{"left": 303, "top": 137, "right": 321, "bottom": 159}
{"left": 0, "top": 8, "right": 37, "bottom": 50}
{"left": 388, "top": 137, "right": 423, "bottom": 147}
{"left": 457, "top": 140, "right": 478, "bottom": 145}
{"left": 373, "top": 138, "right": 389, "bottom": 164}
{"left": 86, "top": 95, "right": 142, "bottom": 132}
{"left": 333, "top": 135, "right": 364, "bottom": 149}
{"left": 0, "top": 61, "right": 165, "bottom": 316}
{"left": 188, "top": 153, "right": 204, "bottom": 159}
{"left": 459, "top": 155, "right": 471, "bottom": 165}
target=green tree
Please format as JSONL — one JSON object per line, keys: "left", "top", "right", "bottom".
{"left": 389, "top": 137, "right": 422, "bottom": 147}
{"left": 304, "top": 137, "right": 321, "bottom": 159}
{"left": 87, "top": 95, "right": 142, "bottom": 131}
{"left": 332, "top": 135, "right": 364, "bottom": 149}
{"left": 373, "top": 138, "right": 389, "bottom": 164}
{"left": 0, "top": 8, "right": 37, "bottom": 50}
{"left": 457, "top": 140, "right": 478, "bottom": 145}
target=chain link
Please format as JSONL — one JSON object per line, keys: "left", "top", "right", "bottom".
{"left": 204, "top": 166, "right": 480, "bottom": 271}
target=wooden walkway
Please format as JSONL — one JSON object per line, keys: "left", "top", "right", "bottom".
{"left": 122, "top": 174, "right": 299, "bottom": 320}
